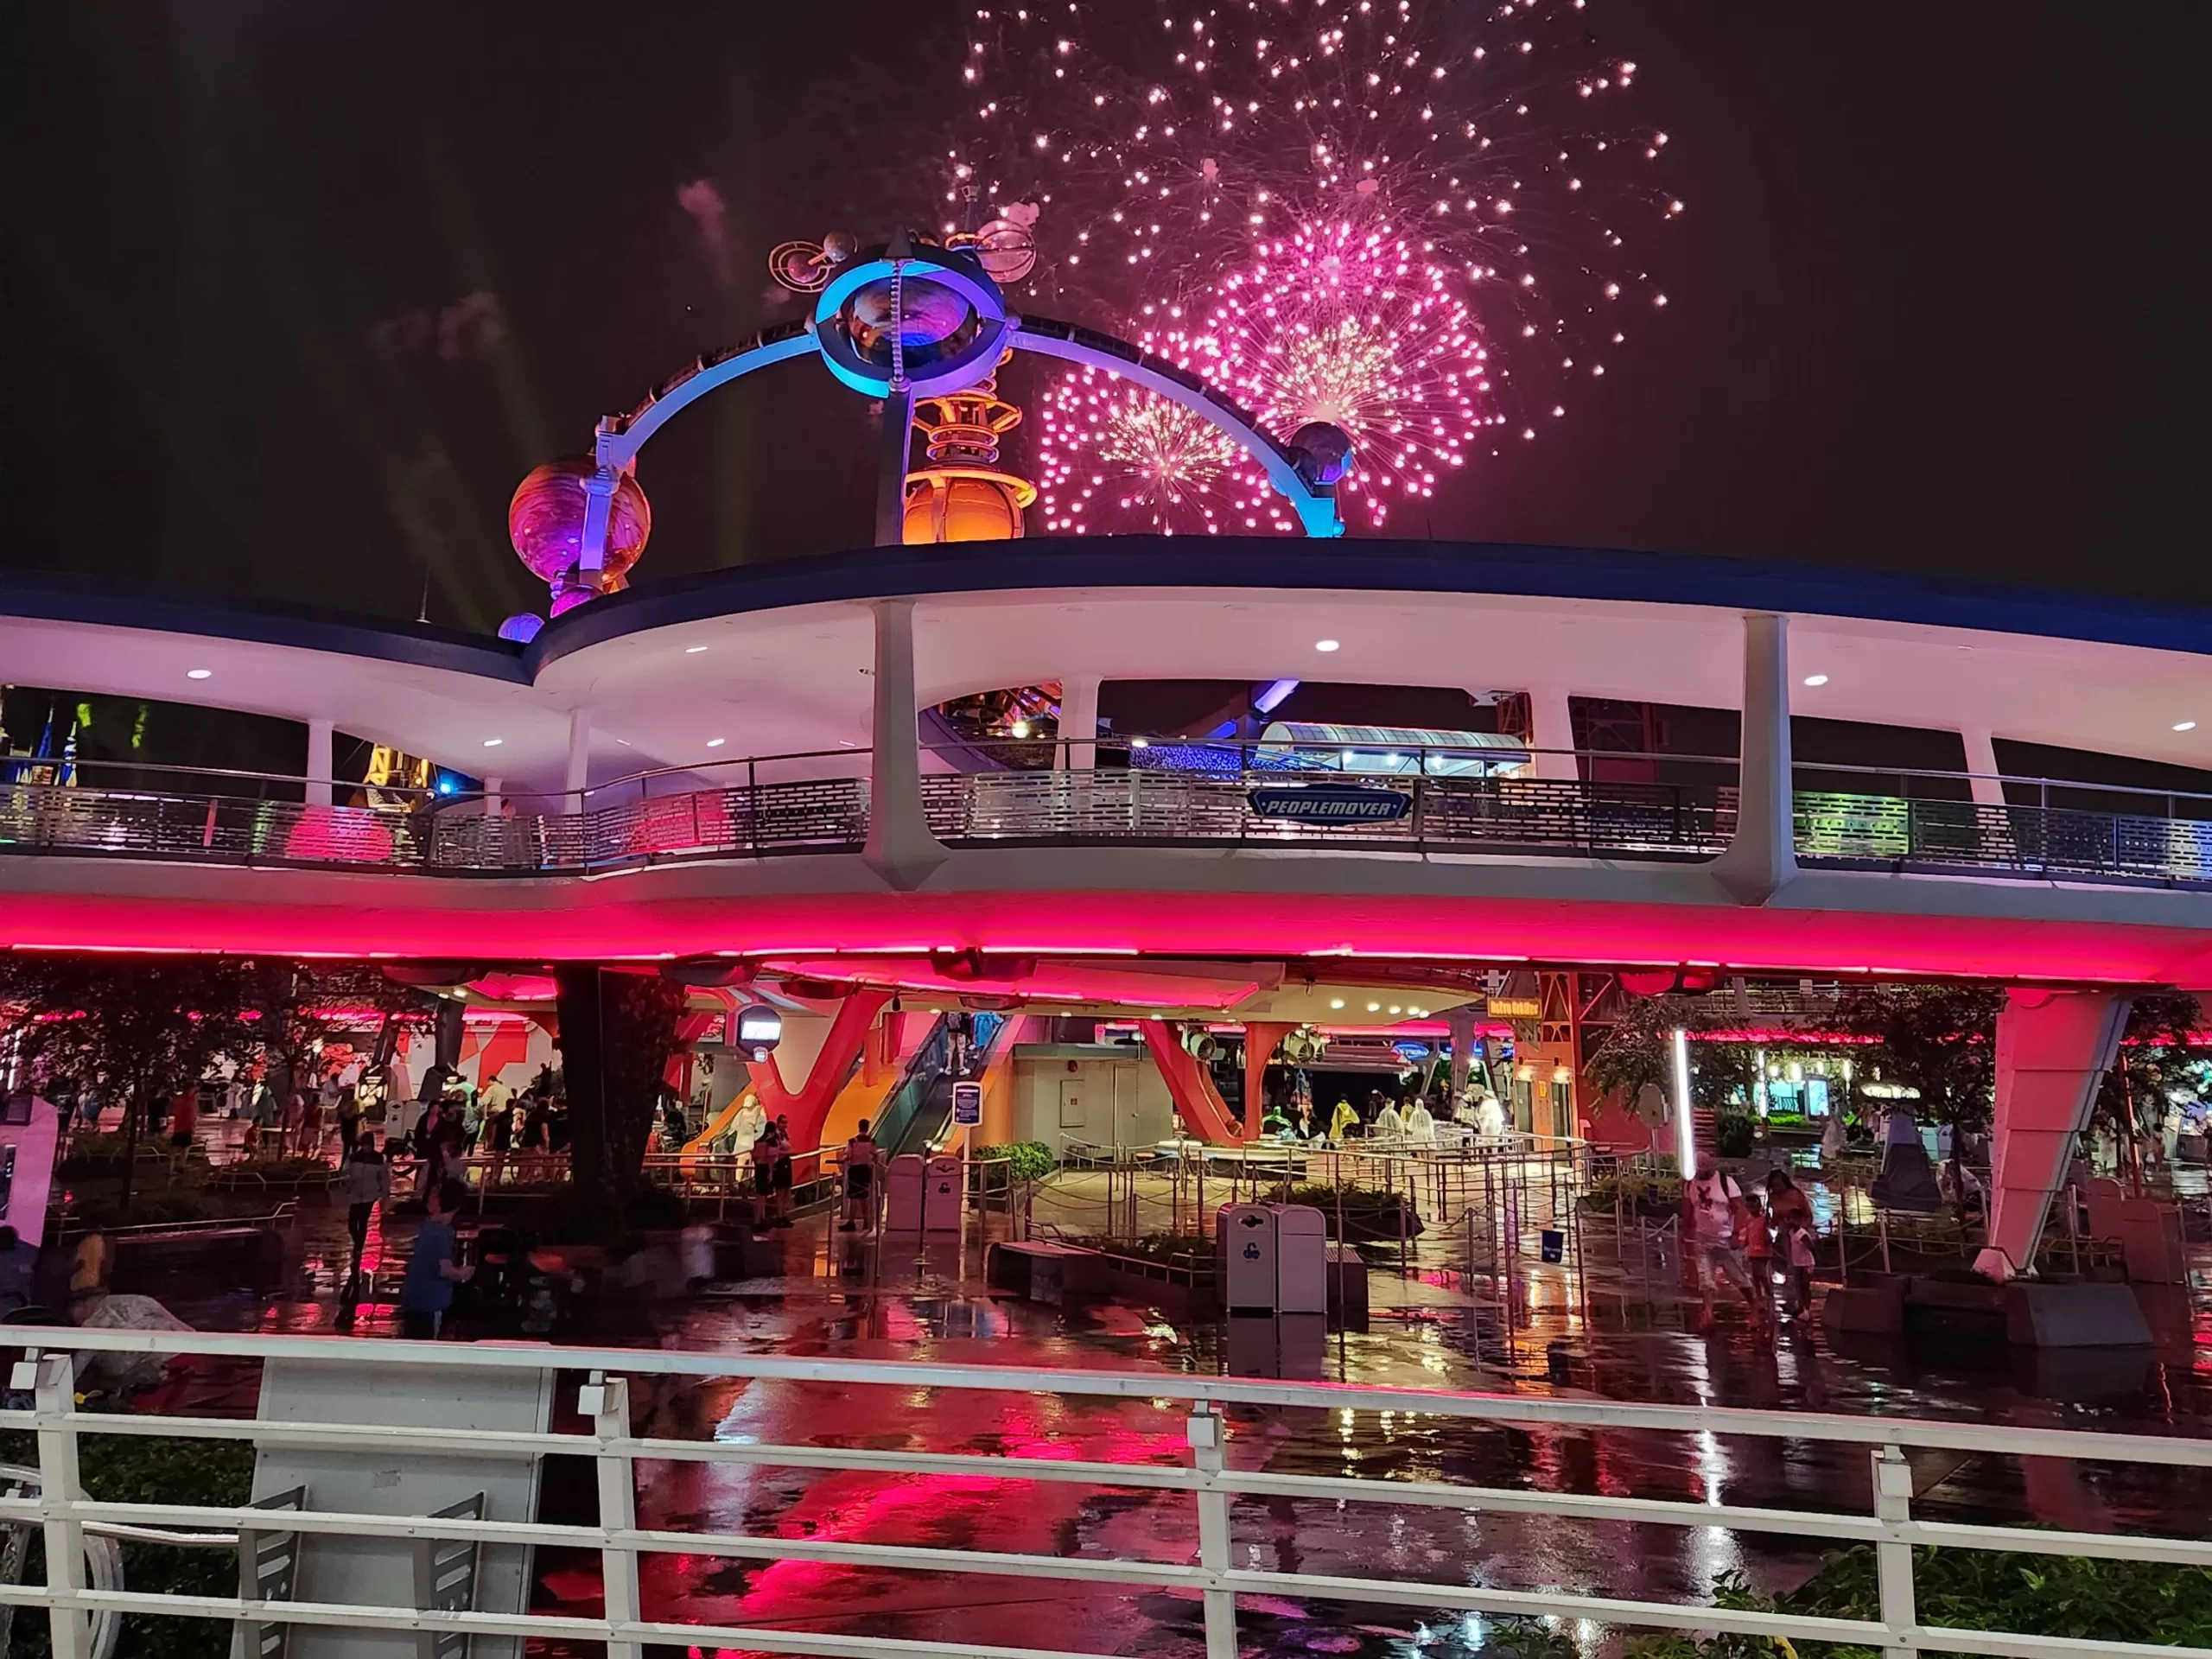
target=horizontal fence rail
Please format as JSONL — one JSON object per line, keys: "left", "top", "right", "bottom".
{"left": 10, "top": 750, "right": 2212, "bottom": 888}
{"left": 1, "top": 1330, "right": 2210, "bottom": 1659}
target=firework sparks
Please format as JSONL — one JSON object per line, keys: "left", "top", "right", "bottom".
{"left": 947, "top": 0, "right": 1674, "bottom": 521}
{"left": 1035, "top": 334, "right": 1281, "bottom": 535}
{"left": 1206, "top": 219, "right": 1485, "bottom": 525}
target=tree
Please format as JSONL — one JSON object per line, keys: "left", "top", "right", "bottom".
{"left": 1834, "top": 983, "right": 2006, "bottom": 1136}
{"left": 242, "top": 961, "right": 432, "bottom": 1110}
{"left": 553, "top": 965, "right": 690, "bottom": 1238}
{"left": 0, "top": 956, "right": 254, "bottom": 1212}
{"left": 1586, "top": 995, "right": 1759, "bottom": 1121}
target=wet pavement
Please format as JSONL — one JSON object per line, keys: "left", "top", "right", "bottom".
{"left": 111, "top": 1181, "right": 2212, "bottom": 1659}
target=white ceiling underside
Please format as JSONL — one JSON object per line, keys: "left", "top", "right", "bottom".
{"left": 5, "top": 586, "right": 2209, "bottom": 795}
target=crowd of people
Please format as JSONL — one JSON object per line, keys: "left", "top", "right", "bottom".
{"left": 1261, "top": 1085, "right": 1513, "bottom": 1144}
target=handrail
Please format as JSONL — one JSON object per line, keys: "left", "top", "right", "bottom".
{"left": 22, "top": 739, "right": 2212, "bottom": 816}
{"left": 14, "top": 762, "right": 2212, "bottom": 889}
{"left": 2, "top": 1330, "right": 2211, "bottom": 1658}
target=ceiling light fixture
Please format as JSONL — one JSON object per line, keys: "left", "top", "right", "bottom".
{"left": 1329, "top": 998, "right": 1345, "bottom": 1009}
{"left": 1367, "top": 1001, "right": 1382, "bottom": 1012}
{"left": 2176, "top": 721, "right": 2197, "bottom": 733}
{"left": 1802, "top": 674, "right": 1829, "bottom": 687}
{"left": 707, "top": 737, "right": 727, "bottom": 748}
{"left": 482, "top": 738, "right": 503, "bottom": 747}
{"left": 685, "top": 645, "right": 709, "bottom": 654}
{"left": 186, "top": 669, "right": 213, "bottom": 680}
{"left": 1314, "top": 639, "right": 1341, "bottom": 652}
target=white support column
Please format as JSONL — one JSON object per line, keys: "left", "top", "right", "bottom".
{"left": 1977, "top": 987, "right": 2133, "bottom": 1281}
{"left": 1058, "top": 676, "right": 1100, "bottom": 771}
{"left": 862, "top": 598, "right": 949, "bottom": 889}
{"left": 1960, "top": 726, "right": 2006, "bottom": 808}
{"left": 564, "top": 707, "right": 593, "bottom": 815}
{"left": 483, "top": 777, "right": 503, "bottom": 818}
{"left": 1444, "top": 1005, "right": 1478, "bottom": 1100}
{"left": 305, "top": 718, "right": 334, "bottom": 809}
{"left": 1711, "top": 613, "right": 1797, "bottom": 905}
{"left": 1523, "top": 684, "right": 1577, "bottom": 781}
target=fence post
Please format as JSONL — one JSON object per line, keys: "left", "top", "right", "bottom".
{"left": 585, "top": 1371, "right": 643, "bottom": 1659}
{"left": 1872, "top": 1445, "right": 1916, "bottom": 1659}
{"left": 1187, "top": 1403, "right": 1237, "bottom": 1659}
{"left": 31, "top": 1352, "right": 90, "bottom": 1659}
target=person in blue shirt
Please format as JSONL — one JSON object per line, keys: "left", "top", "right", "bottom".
{"left": 398, "top": 1178, "right": 474, "bottom": 1339}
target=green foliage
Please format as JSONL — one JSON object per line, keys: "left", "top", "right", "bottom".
{"left": 1624, "top": 1548, "right": 2212, "bottom": 1659}
{"left": 1586, "top": 997, "right": 1759, "bottom": 1118}
{"left": 1714, "top": 1110, "right": 1758, "bottom": 1160}
{"left": 0, "top": 1426, "right": 254, "bottom": 1659}
{"left": 973, "top": 1141, "right": 1056, "bottom": 1184}
{"left": 1834, "top": 983, "right": 2006, "bottom": 1131}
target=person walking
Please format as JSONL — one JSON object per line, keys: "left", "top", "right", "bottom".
{"left": 339, "top": 1133, "right": 391, "bottom": 1268}
{"left": 397, "top": 1177, "right": 474, "bottom": 1339}
{"left": 750, "top": 1123, "right": 783, "bottom": 1230}
{"left": 1738, "top": 1192, "right": 1777, "bottom": 1331}
{"left": 1684, "top": 1160, "right": 1746, "bottom": 1319}
{"left": 336, "top": 1086, "right": 363, "bottom": 1158}
{"left": 1783, "top": 1212, "right": 1820, "bottom": 1319}
{"left": 772, "top": 1114, "right": 796, "bottom": 1225}
{"left": 839, "top": 1119, "right": 880, "bottom": 1232}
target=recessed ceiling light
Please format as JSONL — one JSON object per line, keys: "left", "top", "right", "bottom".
{"left": 1367, "top": 1001, "right": 1382, "bottom": 1012}
{"left": 1389, "top": 1005, "right": 1402, "bottom": 1014}
{"left": 482, "top": 738, "right": 503, "bottom": 747}
{"left": 1802, "top": 674, "right": 1829, "bottom": 687}
{"left": 1329, "top": 998, "right": 1345, "bottom": 1009}
{"left": 685, "top": 645, "right": 709, "bottom": 654}
{"left": 1131, "top": 736, "right": 1150, "bottom": 748}
{"left": 186, "top": 669, "right": 213, "bottom": 680}
{"left": 2176, "top": 721, "right": 2198, "bottom": 733}
{"left": 706, "top": 737, "right": 726, "bottom": 748}
{"left": 1315, "top": 639, "right": 1341, "bottom": 652}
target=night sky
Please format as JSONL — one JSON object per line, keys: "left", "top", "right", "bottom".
{"left": 2, "top": 3, "right": 2204, "bottom": 632}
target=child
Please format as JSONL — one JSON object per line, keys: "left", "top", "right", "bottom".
{"left": 1737, "top": 1192, "right": 1775, "bottom": 1327}
{"left": 1783, "top": 1214, "right": 1820, "bottom": 1318}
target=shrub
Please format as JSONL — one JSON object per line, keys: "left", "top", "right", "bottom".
{"left": 0, "top": 1423, "right": 253, "bottom": 1659}
{"left": 973, "top": 1141, "right": 1056, "bottom": 1184}
{"left": 1624, "top": 1549, "right": 2212, "bottom": 1659}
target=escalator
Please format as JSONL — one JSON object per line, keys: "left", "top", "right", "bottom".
{"left": 870, "top": 1011, "right": 1008, "bottom": 1158}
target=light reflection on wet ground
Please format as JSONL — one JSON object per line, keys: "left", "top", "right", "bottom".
{"left": 126, "top": 1190, "right": 2212, "bottom": 1659}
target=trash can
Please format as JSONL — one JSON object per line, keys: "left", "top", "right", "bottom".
{"left": 1217, "top": 1203, "right": 1278, "bottom": 1313}
{"left": 1273, "top": 1205, "right": 1328, "bottom": 1316}
{"left": 922, "top": 1154, "right": 964, "bottom": 1235}
{"left": 883, "top": 1154, "right": 928, "bottom": 1231}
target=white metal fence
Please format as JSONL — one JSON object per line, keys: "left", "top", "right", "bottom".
{"left": 0, "top": 1329, "right": 2209, "bottom": 1658}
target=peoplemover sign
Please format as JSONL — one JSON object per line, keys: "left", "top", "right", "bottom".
{"left": 1247, "top": 785, "right": 1412, "bottom": 824}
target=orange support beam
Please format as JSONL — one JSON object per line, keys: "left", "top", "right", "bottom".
{"left": 1140, "top": 1020, "right": 1247, "bottom": 1145}
{"left": 745, "top": 991, "right": 892, "bottom": 1149}
{"left": 1242, "top": 1021, "right": 1294, "bottom": 1126}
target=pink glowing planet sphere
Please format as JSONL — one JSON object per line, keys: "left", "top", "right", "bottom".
{"left": 507, "top": 457, "right": 652, "bottom": 585}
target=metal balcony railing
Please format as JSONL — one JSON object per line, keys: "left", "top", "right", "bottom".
{"left": 4, "top": 1327, "right": 2212, "bottom": 1658}
{"left": 7, "top": 744, "right": 2212, "bottom": 889}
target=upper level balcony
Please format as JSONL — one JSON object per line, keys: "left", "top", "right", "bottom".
{"left": 10, "top": 539, "right": 2212, "bottom": 984}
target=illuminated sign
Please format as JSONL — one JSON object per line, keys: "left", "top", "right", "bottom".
{"left": 1246, "top": 785, "right": 1411, "bottom": 823}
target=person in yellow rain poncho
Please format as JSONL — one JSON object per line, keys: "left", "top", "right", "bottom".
{"left": 1327, "top": 1098, "right": 1360, "bottom": 1142}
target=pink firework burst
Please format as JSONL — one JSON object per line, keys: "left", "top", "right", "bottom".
{"left": 947, "top": 0, "right": 1676, "bottom": 527}
{"left": 1203, "top": 219, "right": 1487, "bottom": 526}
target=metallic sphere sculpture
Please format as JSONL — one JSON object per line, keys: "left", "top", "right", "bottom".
{"left": 507, "top": 456, "right": 652, "bottom": 607}
{"left": 1288, "top": 421, "right": 1357, "bottom": 489}
{"left": 505, "top": 226, "right": 1351, "bottom": 625}
{"left": 813, "top": 238, "right": 1012, "bottom": 400}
